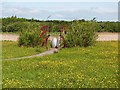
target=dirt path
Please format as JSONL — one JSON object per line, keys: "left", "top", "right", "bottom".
{"left": 0, "top": 33, "right": 19, "bottom": 41}
{"left": 3, "top": 48, "right": 58, "bottom": 60}
{"left": 0, "top": 32, "right": 118, "bottom": 41}
{"left": 96, "top": 32, "right": 118, "bottom": 41}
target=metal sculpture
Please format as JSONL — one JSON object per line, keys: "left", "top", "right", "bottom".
{"left": 40, "top": 25, "right": 50, "bottom": 49}
{"left": 59, "top": 26, "right": 66, "bottom": 48}
{"left": 39, "top": 25, "right": 67, "bottom": 49}
{"left": 40, "top": 25, "right": 50, "bottom": 38}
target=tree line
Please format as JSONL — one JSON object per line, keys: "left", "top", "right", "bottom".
{"left": 1, "top": 16, "right": 119, "bottom": 33}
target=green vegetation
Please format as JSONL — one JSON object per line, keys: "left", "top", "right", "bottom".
{"left": 18, "top": 20, "right": 98, "bottom": 47}
{"left": 1, "top": 16, "right": 119, "bottom": 33}
{"left": 1, "top": 16, "right": 70, "bottom": 33}
{"left": 18, "top": 23, "right": 41, "bottom": 47}
{"left": 97, "top": 21, "right": 118, "bottom": 32}
{"left": 2, "top": 41, "right": 46, "bottom": 59}
{"left": 65, "top": 21, "right": 97, "bottom": 47}
{"left": 1, "top": 16, "right": 119, "bottom": 88}
{"left": 1, "top": 16, "right": 118, "bottom": 48}
{"left": 2, "top": 42, "right": 118, "bottom": 88}
{"left": 1, "top": 16, "right": 118, "bottom": 47}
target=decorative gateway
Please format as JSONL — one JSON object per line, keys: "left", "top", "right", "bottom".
{"left": 39, "top": 25, "right": 66, "bottom": 49}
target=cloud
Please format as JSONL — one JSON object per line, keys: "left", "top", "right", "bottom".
{"left": 2, "top": 7, "right": 50, "bottom": 18}
{"left": 90, "top": 7, "right": 117, "bottom": 14}
{"left": 2, "top": 2, "right": 118, "bottom": 21}
{"left": 54, "top": 14, "right": 65, "bottom": 18}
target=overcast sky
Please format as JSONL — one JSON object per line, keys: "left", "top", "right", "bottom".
{"left": 1, "top": 0, "right": 119, "bottom": 21}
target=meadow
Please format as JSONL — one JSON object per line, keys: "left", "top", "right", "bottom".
{"left": 2, "top": 41, "right": 118, "bottom": 88}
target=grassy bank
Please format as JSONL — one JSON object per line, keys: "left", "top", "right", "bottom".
{"left": 2, "top": 41, "right": 118, "bottom": 88}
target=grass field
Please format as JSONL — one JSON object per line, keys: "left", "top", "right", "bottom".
{"left": 2, "top": 41, "right": 118, "bottom": 88}
{"left": 2, "top": 41, "right": 46, "bottom": 59}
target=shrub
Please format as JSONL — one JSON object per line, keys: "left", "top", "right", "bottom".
{"left": 65, "top": 21, "right": 98, "bottom": 47}
{"left": 18, "top": 23, "right": 43, "bottom": 47}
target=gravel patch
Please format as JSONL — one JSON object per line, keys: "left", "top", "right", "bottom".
{"left": 0, "top": 32, "right": 118, "bottom": 41}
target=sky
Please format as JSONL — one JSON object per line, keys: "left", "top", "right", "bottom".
{"left": 1, "top": 0, "right": 119, "bottom": 21}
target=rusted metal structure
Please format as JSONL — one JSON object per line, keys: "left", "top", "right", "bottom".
{"left": 40, "top": 25, "right": 67, "bottom": 49}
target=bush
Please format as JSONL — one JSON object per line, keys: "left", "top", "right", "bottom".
{"left": 18, "top": 23, "right": 43, "bottom": 47}
{"left": 65, "top": 21, "right": 97, "bottom": 47}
